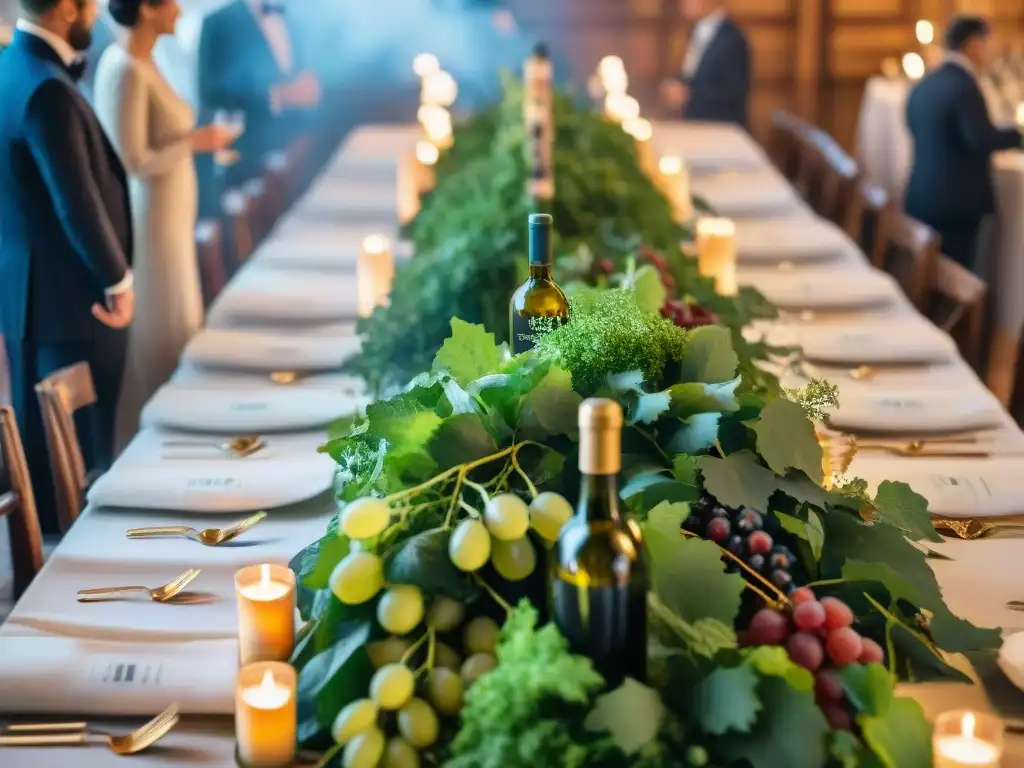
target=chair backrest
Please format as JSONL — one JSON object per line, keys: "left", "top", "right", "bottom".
{"left": 884, "top": 214, "right": 940, "bottom": 311}
{"left": 0, "top": 405, "right": 44, "bottom": 598}
{"left": 814, "top": 133, "right": 860, "bottom": 225}
{"left": 792, "top": 125, "right": 825, "bottom": 201}
{"left": 195, "top": 219, "right": 226, "bottom": 308}
{"left": 222, "top": 189, "right": 255, "bottom": 272}
{"left": 930, "top": 255, "right": 987, "bottom": 369}
{"left": 767, "top": 109, "right": 807, "bottom": 181}
{"left": 263, "top": 151, "right": 290, "bottom": 229}
{"left": 845, "top": 178, "right": 894, "bottom": 270}
{"left": 34, "top": 362, "right": 95, "bottom": 532}
{"left": 284, "top": 134, "right": 315, "bottom": 203}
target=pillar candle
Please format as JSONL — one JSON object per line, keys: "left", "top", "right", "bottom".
{"left": 358, "top": 235, "right": 395, "bottom": 317}
{"left": 933, "top": 710, "right": 1002, "bottom": 767}
{"left": 235, "top": 563, "right": 296, "bottom": 666}
{"left": 658, "top": 155, "right": 694, "bottom": 223}
{"left": 397, "top": 142, "right": 437, "bottom": 224}
{"left": 236, "top": 662, "right": 297, "bottom": 767}
{"left": 696, "top": 217, "right": 737, "bottom": 296}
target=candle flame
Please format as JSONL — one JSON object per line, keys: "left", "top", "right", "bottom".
{"left": 260, "top": 563, "right": 271, "bottom": 587}
{"left": 697, "top": 217, "right": 736, "bottom": 237}
{"left": 659, "top": 155, "right": 682, "bottom": 175}
{"left": 413, "top": 53, "right": 440, "bottom": 78}
{"left": 623, "top": 117, "right": 653, "bottom": 142}
{"left": 416, "top": 140, "right": 439, "bottom": 166}
{"left": 260, "top": 668, "right": 277, "bottom": 692}
{"left": 962, "top": 712, "right": 976, "bottom": 739}
{"left": 362, "top": 235, "right": 389, "bottom": 255}
{"left": 902, "top": 52, "right": 925, "bottom": 80}
{"left": 915, "top": 20, "right": 934, "bottom": 45}
{"left": 598, "top": 55, "right": 625, "bottom": 80}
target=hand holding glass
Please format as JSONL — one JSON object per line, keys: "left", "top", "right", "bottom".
{"left": 212, "top": 110, "right": 245, "bottom": 167}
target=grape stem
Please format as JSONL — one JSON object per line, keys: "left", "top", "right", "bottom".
{"left": 458, "top": 498, "right": 480, "bottom": 518}
{"left": 473, "top": 573, "right": 514, "bottom": 615}
{"left": 462, "top": 477, "right": 492, "bottom": 505}
{"left": 413, "top": 628, "right": 437, "bottom": 678}
{"left": 401, "top": 631, "right": 431, "bottom": 665}
{"left": 510, "top": 450, "right": 537, "bottom": 499}
{"left": 308, "top": 743, "right": 343, "bottom": 768}
{"left": 680, "top": 529, "right": 791, "bottom": 609}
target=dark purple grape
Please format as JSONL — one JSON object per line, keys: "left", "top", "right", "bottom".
{"left": 710, "top": 506, "right": 730, "bottom": 519}
{"left": 747, "top": 554, "right": 766, "bottom": 573}
{"left": 771, "top": 570, "right": 793, "bottom": 592}
{"left": 726, "top": 535, "right": 745, "bottom": 557}
{"left": 736, "top": 509, "right": 763, "bottom": 532}
{"left": 684, "top": 515, "right": 702, "bottom": 531}
{"left": 769, "top": 551, "right": 791, "bottom": 571}
{"left": 706, "top": 517, "right": 730, "bottom": 544}
{"left": 747, "top": 530, "right": 773, "bottom": 556}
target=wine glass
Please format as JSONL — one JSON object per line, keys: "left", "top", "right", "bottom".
{"left": 213, "top": 109, "right": 245, "bottom": 167}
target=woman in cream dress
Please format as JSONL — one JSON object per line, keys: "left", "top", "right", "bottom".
{"left": 93, "top": 0, "right": 232, "bottom": 448}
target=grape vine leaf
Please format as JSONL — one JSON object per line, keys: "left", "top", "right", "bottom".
{"left": 839, "top": 663, "right": 894, "bottom": 716}
{"left": 667, "top": 378, "right": 741, "bottom": 419}
{"left": 292, "top": 533, "right": 350, "bottom": 594}
{"left": 691, "top": 663, "right": 762, "bottom": 735}
{"left": 383, "top": 528, "right": 481, "bottom": 602}
{"left": 743, "top": 645, "right": 814, "bottom": 692}
{"left": 631, "top": 390, "right": 671, "bottom": 425}
{"left": 672, "top": 455, "right": 700, "bottom": 486}
{"left": 649, "top": 594, "right": 737, "bottom": 657}
{"left": 427, "top": 412, "right": 499, "bottom": 469}
{"left": 665, "top": 413, "right": 722, "bottom": 454}
{"left": 751, "top": 398, "right": 824, "bottom": 483}
{"left": 718, "top": 676, "right": 829, "bottom": 768}
{"left": 517, "top": 365, "right": 582, "bottom": 438}
{"left": 678, "top": 325, "right": 739, "bottom": 383}
{"left": 859, "top": 697, "right": 933, "bottom": 768}
{"left": 621, "top": 264, "right": 667, "bottom": 315}
{"left": 699, "top": 451, "right": 779, "bottom": 511}
{"left": 776, "top": 507, "right": 825, "bottom": 562}
{"left": 830, "top": 731, "right": 878, "bottom": 768}
{"left": 643, "top": 502, "right": 745, "bottom": 626}
{"left": 432, "top": 318, "right": 507, "bottom": 387}
{"left": 584, "top": 678, "right": 666, "bottom": 755}
{"left": 872, "top": 481, "right": 942, "bottom": 543}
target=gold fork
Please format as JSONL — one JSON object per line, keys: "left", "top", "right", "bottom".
{"left": 77, "top": 569, "right": 201, "bottom": 602}
{"left": 0, "top": 703, "right": 179, "bottom": 754}
{"left": 934, "top": 518, "right": 1024, "bottom": 540}
{"left": 126, "top": 511, "right": 267, "bottom": 546}
{"left": 856, "top": 442, "right": 990, "bottom": 458}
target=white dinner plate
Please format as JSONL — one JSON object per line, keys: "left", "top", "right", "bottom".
{"left": 795, "top": 321, "right": 957, "bottom": 365}
{"left": 829, "top": 388, "right": 1004, "bottom": 433}
{"left": 742, "top": 268, "right": 899, "bottom": 310}
{"left": 735, "top": 218, "right": 862, "bottom": 263}
{"left": 207, "top": 267, "right": 359, "bottom": 324}
{"left": 182, "top": 329, "right": 361, "bottom": 373}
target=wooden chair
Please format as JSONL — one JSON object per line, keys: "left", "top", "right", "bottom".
{"left": 0, "top": 405, "right": 44, "bottom": 598}
{"left": 766, "top": 110, "right": 808, "bottom": 181}
{"left": 792, "top": 126, "right": 826, "bottom": 203}
{"left": 222, "top": 189, "right": 255, "bottom": 273}
{"left": 195, "top": 219, "right": 226, "bottom": 308}
{"left": 929, "top": 255, "right": 987, "bottom": 370}
{"left": 241, "top": 177, "right": 270, "bottom": 245}
{"left": 263, "top": 151, "right": 290, "bottom": 229}
{"left": 814, "top": 134, "right": 860, "bottom": 226}
{"left": 34, "top": 362, "right": 96, "bottom": 532}
{"left": 844, "top": 179, "right": 895, "bottom": 271}
{"left": 285, "top": 134, "right": 316, "bottom": 202}
{"left": 881, "top": 214, "right": 940, "bottom": 312}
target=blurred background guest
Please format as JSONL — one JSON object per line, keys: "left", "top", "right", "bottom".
{"left": 904, "top": 16, "right": 1022, "bottom": 269}
{"left": 195, "top": 0, "right": 321, "bottom": 216}
{"left": 79, "top": 0, "right": 115, "bottom": 103}
{"left": 0, "top": 0, "right": 134, "bottom": 533}
{"left": 660, "top": 0, "right": 750, "bottom": 128}
{"left": 94, "top": 0, "right": 233, "bottom": 447}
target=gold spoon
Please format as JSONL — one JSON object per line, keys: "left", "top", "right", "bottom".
{"left": 0, "top": 704, "right": 179, "bottom": 754}
{"left": 935, "top": 519, "right": 1024, "bottom": 540}
{"left": 849, "top": 365, "right": 877, "bottom": 381}
{"left": 126, "top": 511, "right": 268, "bottom": 546}
{"left": 270, "top": 371, "right": 300, "bottom": 385}
{"left": 855, "top": 440, "right": 989, "bottom": 457}
{"left": 161, "top": 434, "right": 265, "bottom": 457}
{"left": 77, "top": 569, "right": 201, "bottom": 603}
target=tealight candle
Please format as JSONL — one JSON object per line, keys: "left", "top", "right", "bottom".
{"left": 696, "top": 217, "right": 737, "bottom": 296}
{"left": 358, "top": 234, "right": 396, "bottom": 317}
{"left": 902, "top": 52, "right": 926, "bottom": 81}
{"left": 658, "top": 155, "right": 693, "bottom": 223}
{"left": 412, "top": 52, "right": 440, "bottom": 78}
{"left": 236, "top": 663, "right": 296, "bottom": 767}
{"left": 933, "top": 710, "right": 1003, "bottom": 768}
{"left": 234, "top": 563, "right": 296, "bottom": 666}
{"left": 604, "top": 93, "right": 640, "bottom": 122}
{"left": 421, "top": 69, "right": 458, "bottom": 107}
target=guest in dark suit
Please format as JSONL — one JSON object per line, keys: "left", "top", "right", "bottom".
{"left": 905, "top": 16, "right": 1021, "bottom": 268}
{"left": 195, "top": 0, "right": 320, "bottom": 216}
{"left": 660, "top": 0, "right": 750, "bottom": 128}
{"left": 0, "top": 0, "right": 134, "bottom": 533}
{"left": 79, "top": 3, "right": 115, "bottom": 103}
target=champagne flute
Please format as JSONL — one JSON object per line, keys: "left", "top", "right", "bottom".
{"left": 213, "top": 109, "right": 245, "bottom": 167}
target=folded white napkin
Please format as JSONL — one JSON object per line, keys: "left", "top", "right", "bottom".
{"left": 141, "top": 384, "right": 366, "bottom": 433}
{"left": 691, "top": 169, "right": 807, "bottom": 218}
{"left": 182, "top": 329, "right": 361, "bottom": 372}
{"left": 208, "top": 267, "right": 359, "bottom": 324}
{"left": 851, "top": 456, "right": 1024, "bottom": 518}
{"left": 740, "top": 267, "right": 900, "bottom": 310}
{"left": 735, "top": 218, "right": 864, "bottom": 263}
{"left": 171, "top": 363, "right": 367, "bottom": 392}
{"left": 88, "top": 429, "right": 336, "bottom": 512}
{"left": 793, "top": 321, "right": 957, "bottom": 364}
{"left": 50, "top": 500, "right": 334, "bottom": 570}
{"left": 830, "top": 387, "right": 1005, "bottom": 433}
{"left": 0, "top": 636, "right": 237, "bottom": 714}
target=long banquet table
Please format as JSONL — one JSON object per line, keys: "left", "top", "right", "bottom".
{"left": 2, "top": 119, "right": 1024, "bottom": 765}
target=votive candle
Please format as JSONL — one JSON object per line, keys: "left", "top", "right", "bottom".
{"left": 658, "top": 155, "right": 694, "bottom": 223}
{"left": 397, "top": 143, "right": 437, "bottom": 224}
{"left": 234, "top": 563, "right": 296, "bottom": 666}
{"left": 357, "top": 235, "right": 395, "bottom": 317}
{"left": 236, "top": 662, "right": 296, "bottom": 767}
{"left": 696, "top": 217, "right": 737, "bottom": 296}
{"left": 933, "top": 710, "right": 1003, "bottom": 768}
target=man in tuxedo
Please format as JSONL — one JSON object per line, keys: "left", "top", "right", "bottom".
{"left": 661, "top": 0, "right": 750, "bottom": 128}
{"left": 0, "top": 0, "right": 134, "bottom": 533}
{"left": 905, "top": 16, "right": 1022, "bottom": 268}
{"left": 196, "top": 0, "right": 321, "bottom": 216}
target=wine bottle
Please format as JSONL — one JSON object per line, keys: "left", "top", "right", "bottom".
{"left": 524, "top": 42, "right": 554, "bottom": 201}
{"left": 552, "top": 399, "right": 649, "bottom": 689}
{"left": 509, "top": 213, "right": 569, "bottom": 354}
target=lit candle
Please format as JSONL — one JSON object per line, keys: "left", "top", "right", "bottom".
{"left": 933, "top": 710, "right": 1003, "bottom": 768}
{"left": 397, "top": 143, "right": 437, "bottom": 224}
{"left": 604, "top": 93, "right": 640, "bottom": 122}
{"left": 358, "top": 234, "right": 395, "bottom": 317}
{"left": 915, "top": 20, "right": 934, "bottom": 45}
{"left": 598, "top": 55, "right": 625, "bottom": 83}
{"left": 421, "top": 70, "right": 458, "bottom": 107}
{"left": 234, "top": 563, "right": 296, "bottom": 667}
{"left": 696, "top": 217, "right": 737, "bottom": 296}
{"left": 236, "top": 663, "right": 296, "bottom": 767}
{"left": 902, "top": 52, "right": 926, "bottom": 80}
{"left": 622, "top": 117, "right": 655, "bottom": 177}
{"left": 1016, "top": 102, "right": 1024, "bottom": 128}
{"left": 658, "top": 155, "right": 693, "bottom": 223}
{"left": 412, "top": 53, "right": 440, "bottom": 78}
{"left": 602, "top": 67, "right": 629, "bottom": 95}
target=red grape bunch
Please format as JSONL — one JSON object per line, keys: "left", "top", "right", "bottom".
{"left": 745, "top": 587, "right": 885, "bottom": 730}
{"left": 637, "top": 246, "right": 677, "bottom": 294}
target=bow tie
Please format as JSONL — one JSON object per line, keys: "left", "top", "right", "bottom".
{"left": 261, "top": 2, "right": 284, "bottom": 15}
{"left": 66, "top": 58, "right": 87, "bottom": 82}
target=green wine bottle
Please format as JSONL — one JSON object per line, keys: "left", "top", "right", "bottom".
{"left": 551, "top": 398, "right": 649, "bottom": 689}
{"left": 509, "top": 213, "right": 569, "bottom": 354}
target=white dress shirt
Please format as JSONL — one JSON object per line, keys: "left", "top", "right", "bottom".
{"left": 682, "top": 9, "right": 726, "bottom": 80}
{"left": 246, "top": 0, "right": 293, "bottom": 75}
{"left": 16, "top": 19, "right": 133, "bottom": 296}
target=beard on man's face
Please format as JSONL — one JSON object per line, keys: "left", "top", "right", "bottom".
{"left": 68, "top": 18, "right": 94, "bottom": 53}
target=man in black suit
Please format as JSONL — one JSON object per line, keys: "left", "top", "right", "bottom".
{"left": 905, "top": 16, "right": 1022, "bottom": 268}
{"left": 196, "top": 0, "right": 321, "bottom": 216}
{"left": 0, "top": 0, "right": 134, "bottom": 533}
{"left": 661, "top": 0, "right": 750, "bottom": 128}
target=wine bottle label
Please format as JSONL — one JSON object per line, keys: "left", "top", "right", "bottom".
{"left": 511, "top": 313, "right": 564, "bottom": 354}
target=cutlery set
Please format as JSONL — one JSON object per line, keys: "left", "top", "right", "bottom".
{"left": 0, "top": 703, "right": 179, "bottom": 754}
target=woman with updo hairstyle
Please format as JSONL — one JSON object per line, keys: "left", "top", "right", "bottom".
{"left": 93, "top": 0, "right": 235, "bottom": 447}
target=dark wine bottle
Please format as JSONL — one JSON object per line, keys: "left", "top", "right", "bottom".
{"left": 524, "top": 41, "right": 554, "bottom": 201}
{"left": 509, "top": 213, "right": 569, "bottom": 354}
{"left": 551, "top": 399, "right": 649, "bottom": 689}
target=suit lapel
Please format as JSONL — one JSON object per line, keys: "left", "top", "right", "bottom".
{"left": 693, "top": 18, "right": 730, "bottom": 81}
{"left": 232, "top": 0, "right": 287, "bottom": 80}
